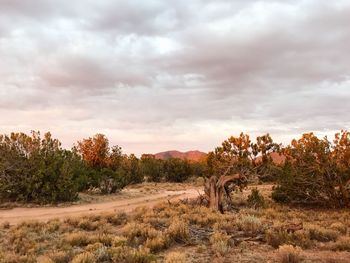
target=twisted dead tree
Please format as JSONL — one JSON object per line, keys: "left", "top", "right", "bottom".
{"left": 204, "top": 133, "right": 279, "bottom": 213}
{"left": 204, "top": 174, "right": 245, "bottom": 213}
{"left": 204, "top": 157, "right": 248, "bottom": 213}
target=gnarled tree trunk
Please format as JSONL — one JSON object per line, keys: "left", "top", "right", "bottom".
{"left": 204, "top": 173, "right": 244, "bottom": 213}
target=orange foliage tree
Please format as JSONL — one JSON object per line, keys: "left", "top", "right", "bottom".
{"left": 76, "top": 134, "right": 110, "bottom": 169}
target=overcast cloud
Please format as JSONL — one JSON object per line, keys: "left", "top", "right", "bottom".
{"left": 0, "top": 0, "right": 349, "bottom": 155}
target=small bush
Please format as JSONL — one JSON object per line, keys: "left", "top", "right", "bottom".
{"left": 308, "top": 226, "right": 339, "bottom": 242}
{"left": 166, "top": 219, "right": 190, "bottom": 243}
{"left": 46, "top": 251, "right": 72, "bottom": 263}
{"left": 145, "top": 235, "right": 169, "bottom": 252}
{"left": 105, "top": 211, "right": 128, "bottom": 226}
{"left": 277, "top": 245, "right": 302, "bottom": 263}
{"left": 37, "top": 256, "right": 54, "bottom": 263}
{"left": 78, "top": 219, "right": 99, "bottom": 231}
{"left": 329, "top": 236, "right": 350, "bottom": 251}
{"left": 237, "top": 215, "right": 263, "bottom": 235}
{"left": 165, "top": 252, "right": 188, "bottom": 263}
{"left": 210, "top": 232, "right": 231, "bottom": 256}
{"left": 247, "top": 188, "right": 266, "bottom": 209}
{"left": 71, "top": 252, "right": 96, "bottom": 263}
{"left": 329, "top": 222, "right": 347, "bottom": 235}
{"left": 122, "top": 222, "right": 160, "bottom": 247}
{"left": 112, "top": 236, "right": 128, "bottom": 247}
{"left": 1, "top": 221, "right": 10, "bottom": 229}
{"left": 110, "top": 247, "right": 156, "bottom": 263}
{"left": 266, "top": 229, "right": 290, "bottom": 248}
{"left": 64, "top": 232, "right": 92, "bottom": 247}
{"left": 266, "top": 229, "right": 312, "bottom": 249}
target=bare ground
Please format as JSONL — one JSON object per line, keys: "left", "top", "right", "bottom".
{"left": 0, "top": 188, "right": 201, "bottom": 225}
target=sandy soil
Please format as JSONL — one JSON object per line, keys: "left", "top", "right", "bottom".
{"left": 0, "top": 189, "right": 201, "bottom": 225}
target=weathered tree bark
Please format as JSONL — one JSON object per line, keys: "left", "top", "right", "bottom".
{"left": 204, "top": 173, "right": 244, "bottom": 213}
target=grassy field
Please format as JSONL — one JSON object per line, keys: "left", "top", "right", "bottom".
{"left": 0, "top": 184, "right": 350, "bottom": 263}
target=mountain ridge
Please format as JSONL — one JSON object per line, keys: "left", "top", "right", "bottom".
{"left": 154, "top": 150, "right": 207, "bottom": 161}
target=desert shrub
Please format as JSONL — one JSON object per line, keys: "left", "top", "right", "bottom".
{"left": 272, "top": 131, "right": 350, "bottom": 208}
{"left": 71, "top": 252, "right": 95, "bottom": 263}
{"left": 166, "top": 219, "right": 190, "bottom": 243}
{"left": 37, "top": 256, "right": 54, "bottom": 263}
{"left": 140, "top": 155, "right": 163, "bottom": 182}
{"left": 104, "top": 211, "right": 128, "bottom": 226}
{"left": 98, "top": 168, "right": 127, "bottom": 194}
{"left": 237, "top": 215, "right": 263, "bottom": 235}
{"left": 112, "top": 236, "right": 128, "bottom": 247}
{"left": 46, "top": 251, "right": 72, "bottom": 263}
{"left": 110, "top": 247, "right": 156, "bottom": 263}
{"left": 144, "top": 235, "right": 169, "bottom": 252}
{"left": 0, "top": 132, "right": 82, "bottom": 203}
{"left": 210, "top": 232, "right": 231, "bottom": 256}
{"left": 329, "top": 236, "right": 350, "bottom": 251}
{"left": 247, "top": 188, "right": 266, "bottom": 209}
{"left": 122, "top": 223, "right": 160, "bottom": 246}
{"left": 276, "top": 245, "right": 302, "bottom": 263}
{"left": 78, "top": 219, "right": 99, "bottom": 231}
{"left": 329, "top": 222, "right": 347, "bottom": 235}
{"left": 93, "top": 245, "right": 111, "bottom": 262}
{"left": 308, "top": 226, "right": 339, "bottom": 242}
{"left": 266, "top": 229, "right": 290, "bottom": 248}
{"left": 165, "top": 252, "right": 188, "bottom": 263}
{"left": 1, "top": 221, "right": 10, "bottom": 229}
{"left": 266, "top": 229, "right": 312, "bottom": 249}
{"left": 163, "top": 158, "right": 191, "bottom": 182}
{"left": 64, "top": 232, "right": 92, "bottom": 247}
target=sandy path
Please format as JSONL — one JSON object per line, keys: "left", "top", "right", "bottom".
{"left": 0, "top": 189, "right": 200, "bottom": 225}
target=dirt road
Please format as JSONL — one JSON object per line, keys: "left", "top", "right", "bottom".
{"left": 0, "top": 189, "right": 200, "bottom": 225}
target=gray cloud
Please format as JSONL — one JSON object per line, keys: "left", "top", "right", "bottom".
{"left": 0, "top": 0, "right": 349, "bottom": 154}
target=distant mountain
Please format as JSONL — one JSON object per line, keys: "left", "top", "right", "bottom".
{"left": 154, "top": 150, "right": 207, "bottom": 162}
{"left": 255, "top": 152, "right": 286, "bottom": 165}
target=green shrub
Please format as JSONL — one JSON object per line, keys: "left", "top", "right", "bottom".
{"left": 164, "top": 158, "right": 191, "bottom": 183}
{"left": 247, "top": 188, "right": 266, "bottom": 209}
{"left": 272, "top": 132, "right": 350, "bottom": 208}
{"left": 0, "top": 132, "right": 82, "bottom": 203}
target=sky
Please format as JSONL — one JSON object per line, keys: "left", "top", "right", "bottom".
{"left": 0, "top": 0, "right": 349, "bottom": 155}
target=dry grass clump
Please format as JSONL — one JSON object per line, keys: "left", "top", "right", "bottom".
{"left": 103, "top": 211, "right": 128, "bottom": 226}
{"left": 210, "top": 232, "right": 231, "bottom": 256}
{"left": 1, "top": 221, "right": 10, "bottom": 229}
{"left": 329, "top": 222, "right": 347, "bottom": 235}
{"left": 164, "top": 252, "right": 189, "bottom": 263}
{"left": 184, "top": 206, "right": 221, "bottom": 227}
{"left": 213, "top": 218, "right": 235, "bottom": 233}
{"left": 110, "top": 246, "right": 156, "bottom": 263}
{"left": 166, "top": 218, "right": 190, "bottom": 243}
{"left": 64, "top": 217, "right": 80, "bottom": 227}
{"left": 71, "top": 252, "right": 95, "bottom": 263}
{"left": 237, "top": 215, "right": 263, "bottom": 235}
{"left": 308, "top": 226, "right": 339, "bottom": 242}
{"left": 64, "top": 231, "right": 92, "bottom": 247}
{"left": 276, "top": 245, "right": 302, "bottom": 263}
{"left": 265, "top": 228, "right": 312, "bottom": 249}
{"left": 122, "top": 222, "right": 161, "bottom": 246}
{"left": 266, "top": 229, "right": 290, "bottom": 248}
{"left": 329, "top": 236, "right": 350, "bottom": 251}
{"left": 46, "top": 251, "right": 72, "bottom": 263}
{"left": 145, "top": 235, "right": 169, "bottom": 252}
{"left": 37, "top": 255, "right": 54, "bottom": 263}
{"left": 78, "top": 218, "right": 99, "bottom": 231}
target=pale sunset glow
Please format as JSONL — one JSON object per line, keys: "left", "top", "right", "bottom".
{"left": 0, "top": 0, "right": 349, "bottom": 155}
